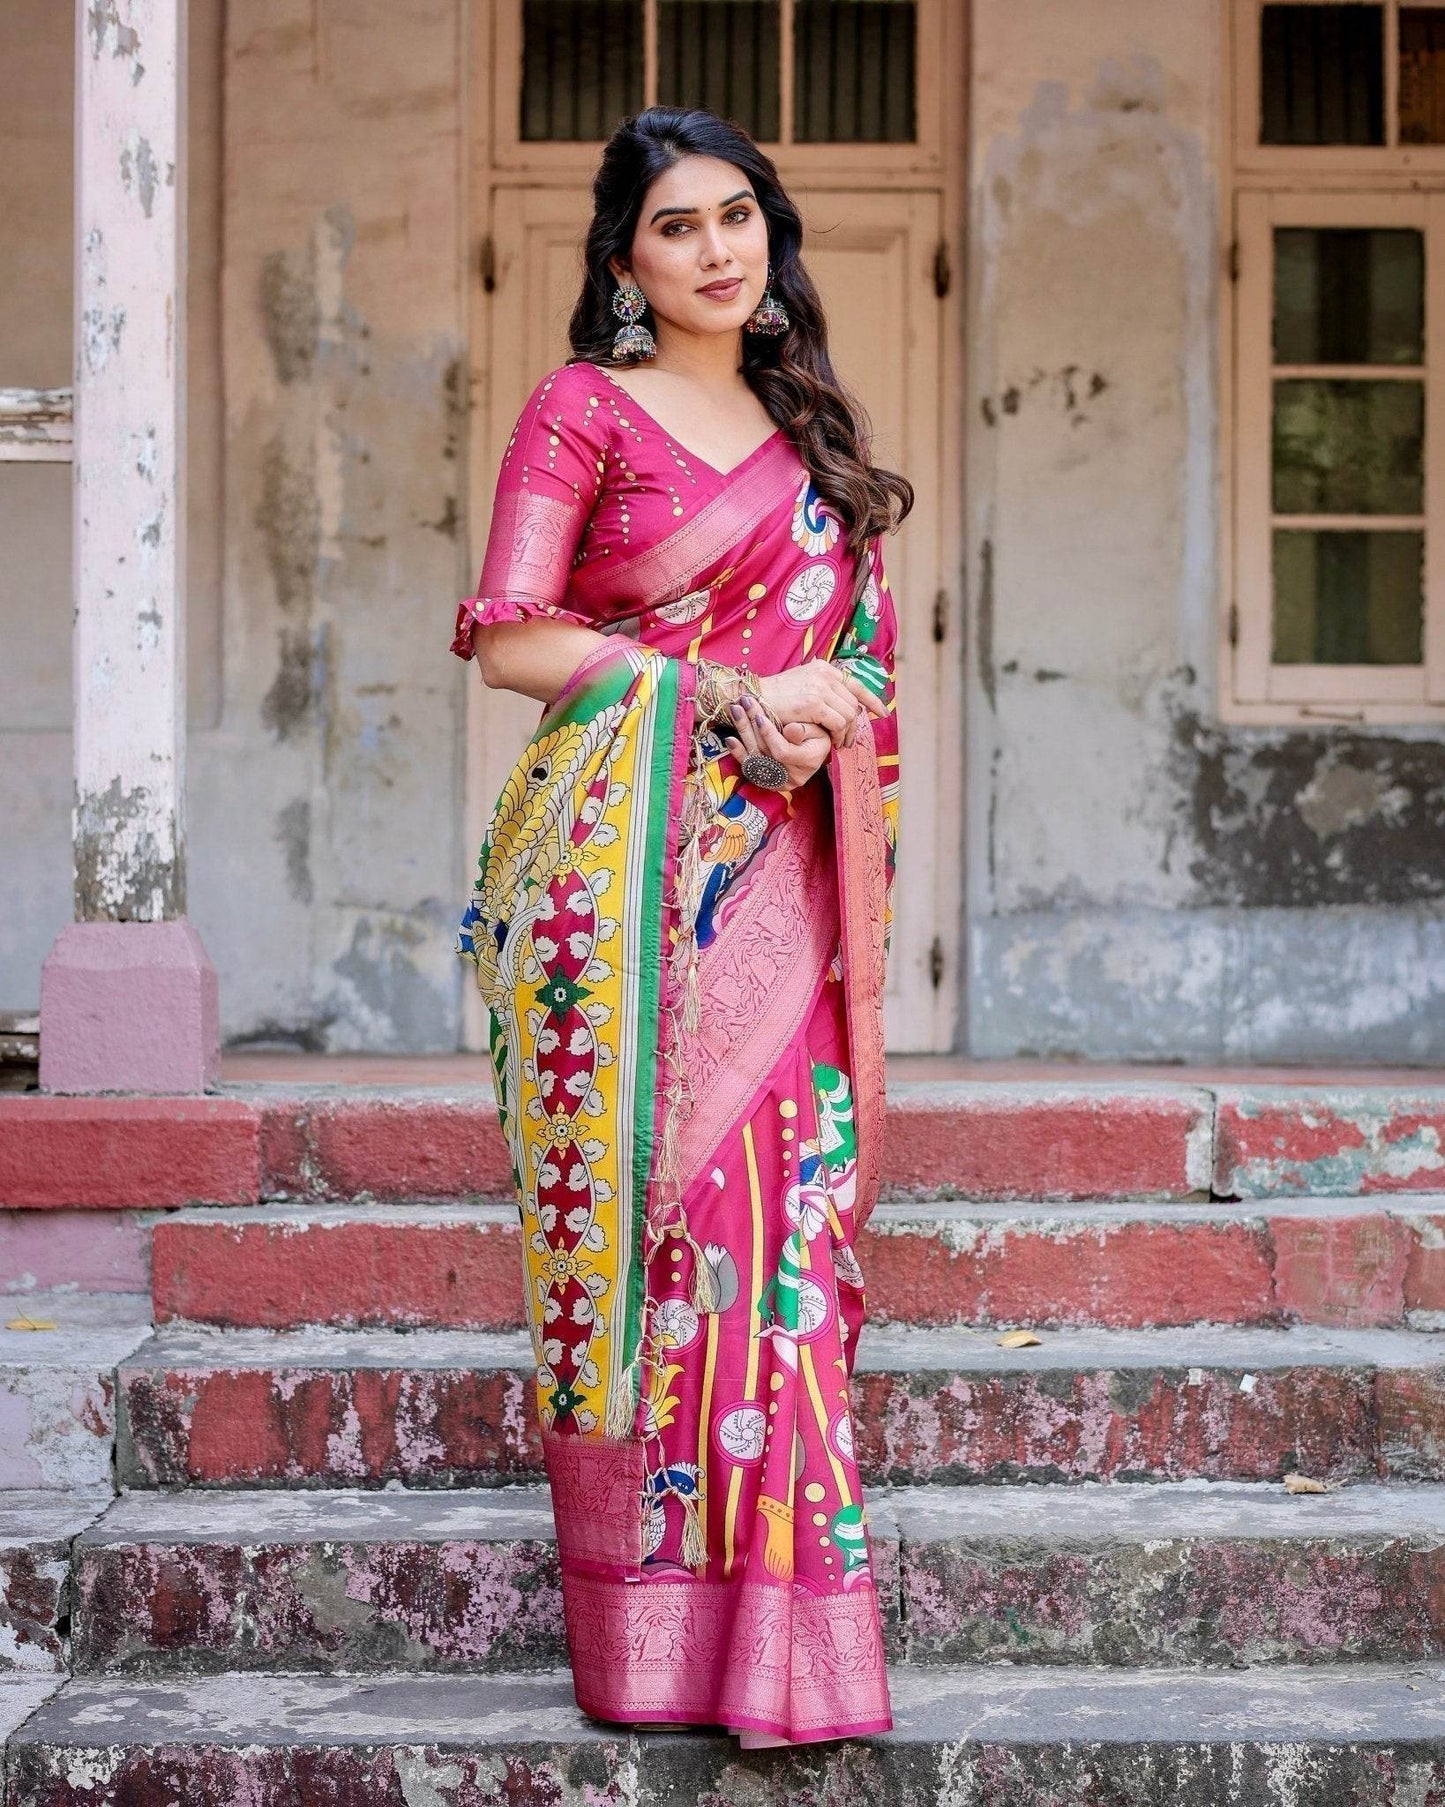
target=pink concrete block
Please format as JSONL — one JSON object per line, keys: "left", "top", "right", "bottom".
{"left": 305, "top": 1097, "right": 514, "bottom": 1199}
{"left": 882, "top": 1087, "right": 1212, "bottom": 1201}
{"left": 0, "top": 1097, "right": 260, "bottom": 1208}
{"left": 857, "top": 1214, "right": 1280, "bottom": 1329}
{"left": 254, "top": 1094, "right": 515, "bottom": 1201}
{"left": 1402, "top": 1213, "right": 1445, "bottom": 1314}
{"left": 0, "top": 1208, "right": 151, "bottom": 1291}
{"left": 1269, "top": 1211, "right": 1412, "bottom": 1327}
{"left": 151, "top": 1213, "right": 524, "bottom": 1330}
{"left": 39, "top": 920, "right": 220, "bottom": 1095}
{"left": 1216, "top": 1090, "right": 1445, "bottom": 1198}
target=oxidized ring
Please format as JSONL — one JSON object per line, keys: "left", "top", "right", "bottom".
{"left": 740, "top": 752, "right": 790, "bottom": 790}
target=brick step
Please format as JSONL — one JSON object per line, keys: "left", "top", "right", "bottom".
{"left": 115, "top": 1322, "right": 1445, "bottom": 1489}
{"left": 0, "top": 1082, "right": 1217, "bottom": 1208}
{"left": 0, "top": 1293, "right": 152, "bottom": 1491}
{"left": 870, "top": 1196, "right": 1445, "bottom": 1330}
{"left": 9, "top": 1663, "right": 1445, "bottom": 1802}
{"left": 0, "top": 1493, "right": 111, "bottom": 1673}
{"left": 7, "top": 1084, "right": 1445, "bottom": 1209}
{"left": 151, "top": 1195, "right": 1445, "bottom": 1333}
{"left": 1215, "top": 1087, "right": 1445, "bottom": 1199}
{"left": 66, "top": 1478, "right": 1445, "bottom": 1677}
{"left": 888, "top": 1476, "right": 1445, "bottom": 1666}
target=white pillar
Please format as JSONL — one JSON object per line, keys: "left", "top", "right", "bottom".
{"left": 39, "top": 0, "right": 218, "bottom": 1094}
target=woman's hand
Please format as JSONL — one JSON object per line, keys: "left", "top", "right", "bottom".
{"left": 756, "top": 659, "right": 887, "bottom": 748}
{"left": 722, "top": 696, "right": 834, "bottom": 790}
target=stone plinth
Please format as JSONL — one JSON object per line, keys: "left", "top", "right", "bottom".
{"left": 39, "top": 921, "right": 219, "bottom": 1095}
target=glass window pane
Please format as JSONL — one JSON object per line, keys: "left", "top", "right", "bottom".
{"left": 1400, "top": 6, "right": 1445, "bottom": 142}
{"left": 1274, "top": 228, "right": 1424, "bottom": 366}
{"left": 1273, "top": 528, "right": 1424, "bottom": 662}
{"left": 1272, "top": 378, "right": 1423, "bottom": 514}
{"left": 657, "top": 1, "right": 780, "bottom": 142}
{"left": 794, "top": 0, "right": 916, "bottom": 143}
{"left": 522, "top": 0, "right": 643, "bottom": 141}
{"left": 1260, "top": 4, "right": 1384, "bottom": 144}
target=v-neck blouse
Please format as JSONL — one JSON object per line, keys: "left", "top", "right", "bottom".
{"left": 451, "top": 361, "right": 802, "bottom": 660}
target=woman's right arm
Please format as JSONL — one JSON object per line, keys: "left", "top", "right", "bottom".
{"left": 473, "top": 616, "right": 611, "bottom": 705}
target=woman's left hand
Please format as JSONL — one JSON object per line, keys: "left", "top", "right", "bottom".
{"left": 722, "top": 696, "right": 833, "bottom": 790}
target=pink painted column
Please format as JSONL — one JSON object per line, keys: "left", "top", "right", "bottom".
{"left": 39, "top": 0, "right": 219, "bottom": 1095}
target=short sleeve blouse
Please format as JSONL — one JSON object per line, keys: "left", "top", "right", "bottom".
{"left": 451, "top": 359, "right": 780, "bottom": 659}
{"left": 449, "top": 364, "right": 607, "bottom": 659}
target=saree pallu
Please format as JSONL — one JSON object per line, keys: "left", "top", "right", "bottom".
{"left": 459, "top": 495, "right": 898, "bottom": 1745}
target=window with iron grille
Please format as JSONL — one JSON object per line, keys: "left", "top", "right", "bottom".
{"left": 518, "top": 0, "right": 917, "bottom": 145}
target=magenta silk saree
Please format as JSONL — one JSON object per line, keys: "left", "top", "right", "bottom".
{"left": 452, "top": 361, "right": 899, "bottom": 1742}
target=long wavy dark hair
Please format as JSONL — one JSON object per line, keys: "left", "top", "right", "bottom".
{"left": 567, "top": 106, "right": 914, "bottom": 577}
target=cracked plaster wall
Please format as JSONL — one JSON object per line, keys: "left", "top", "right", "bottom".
{"left": 199, "top": 0, "right": 471, "bottom": 1052}
{"left": 965, "top": 0, "right": 1445, "bottom": 1060}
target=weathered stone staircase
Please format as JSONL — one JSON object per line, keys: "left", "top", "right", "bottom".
{"left": 4, "top": 1080, "right": 1445, "bottom": 1802}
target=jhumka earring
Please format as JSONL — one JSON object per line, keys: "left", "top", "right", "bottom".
{"left": 610, "top": 280, "right": 657, "bottom": 362}
{"left": 743, "top": 261, "right": 790, "bottom": 336}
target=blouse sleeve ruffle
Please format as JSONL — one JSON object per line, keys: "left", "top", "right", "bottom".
{"left": 449, "top": 364, "right": 608, "bottom": 662}
{"left": 450, "top": 592, "right": 596, "bottom": 662}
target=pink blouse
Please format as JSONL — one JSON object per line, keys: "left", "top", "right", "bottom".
{"left": 450, "top": 359, "right": 883, "bottom": 681}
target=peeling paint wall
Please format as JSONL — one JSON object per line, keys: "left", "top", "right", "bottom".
{"left": 1, "top": 0, "right": 471, "bottom": 1053}
{"left": 204, "top": 0, "right": 470, "bottom": 1051}
{"left": 966, "top": 0, "right": 1445, "bottom": 1061}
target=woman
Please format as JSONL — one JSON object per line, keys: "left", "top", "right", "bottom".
{"left": 451, "top": 104, "right": 907, "bottom": 1748}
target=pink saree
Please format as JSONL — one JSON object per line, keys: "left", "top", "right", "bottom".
{"left": 452, "top": 360, "right": 900, "bottom": 1743}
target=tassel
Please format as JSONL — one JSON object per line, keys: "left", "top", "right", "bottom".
{"left": 687, "top": 1231, "right": 720, "bottom": 1314}
{"left": 657, "top": 1100, "right": 682, "bottom": 1185}
{"left": 680, "top": 1489, "right": 709, "bottom": 1574}
{"left": 604, "top": 1365, "right": 638, "bottom": 1439}
{"left": 681, "top": 944, "right": 702, "bottom": 1036}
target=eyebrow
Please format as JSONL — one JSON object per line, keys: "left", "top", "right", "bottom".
{"left": 648, "top": 189, "right": 753, "bottom": 226}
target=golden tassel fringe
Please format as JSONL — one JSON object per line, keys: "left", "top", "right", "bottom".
{"left": 604, "top": 1360, "right": 639, "bottom": 1439}
{"left": 679, "top": 1489, "right": 709, "bottom": 1573}
{"left": 687, "top": 1231, "right": 720, "bottom": 1314}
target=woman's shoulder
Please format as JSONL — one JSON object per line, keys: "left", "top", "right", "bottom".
{"left": 515, "top": 360, "right": 615, "bottom": 441}
{"left": 524, "top": 359, "right": 608, "bottom": 404}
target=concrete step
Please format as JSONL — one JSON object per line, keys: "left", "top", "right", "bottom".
{"left": 1214, "top": 1086, "right": 1445, "bottom": 1199}
{"left": 115, "top": 1321, "right": 1445, "bottom": 1489}
{"left": 72, "top": 1486, "right": 565, "bottom": 1677}
{"left": 68, "top": 1478, "right": 1445, "bottom": 1677}
{"left": 8, "top": 1663, "right": 1445, "bottom": 1802}
{"left": 6, "top": 1084, "right": 1445, "bottom": 1209}
{"left": 0, "top": 1493, "right": 111, "bottom": 1673}
{"left": 0, "top": 1673, "right": 65, "bottom": 1774}
{"left": 0, "top": 1292, "right": 152, "bottom": 1490}
{"left": 889, "top": 1477, "right": 1445, "bottom": 1667}
{"left": 151, "top": 1195, "right": 1445, "bottom": 1333}
{"left": 0, "top": 1081, "right": 1217, "bottom": 1208}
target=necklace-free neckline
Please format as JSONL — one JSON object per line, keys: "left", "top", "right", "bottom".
{"left": 582, "top": 362, "right": 786, "bottom": 481}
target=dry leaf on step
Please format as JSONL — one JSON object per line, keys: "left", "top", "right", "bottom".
{"left": 1282, "top": 1472, "right": 1329, "bottom": 1494}
{"left": 5, "top": 1316, "right": 57, "bottom": 1332}
{"left": 997, "top": 1328, "right": 1042, "bottom": 1348}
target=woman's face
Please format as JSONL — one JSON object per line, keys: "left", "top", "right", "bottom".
{"left": 610, "top": 154, "right": 771, "bottom": 343}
